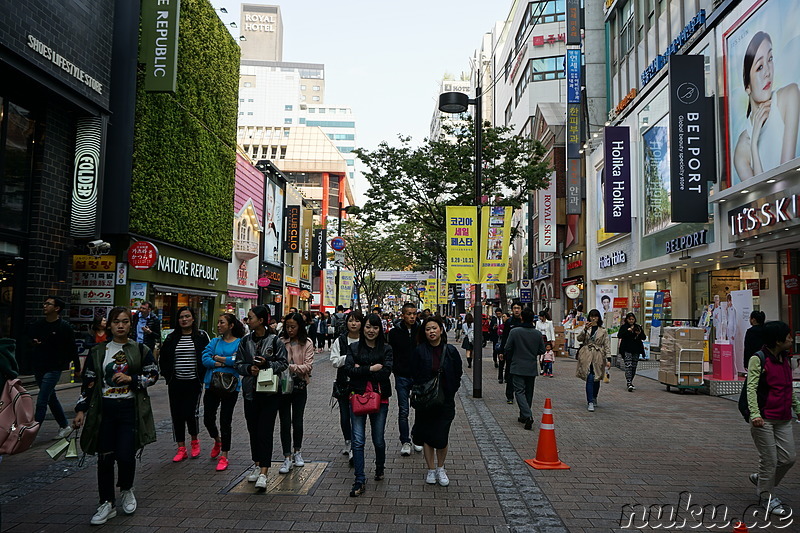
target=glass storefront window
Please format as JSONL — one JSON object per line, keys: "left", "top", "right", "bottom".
{"left": 0, "top": 100, "right": 36, "bottom": 233}
{"left": 153, "top": 291, "right": 214, "bottom": 339}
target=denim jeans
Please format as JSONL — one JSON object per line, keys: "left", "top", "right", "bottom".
{"left": 586, "top": 367, "right": 601, "bottom": 404}
{"left": 34, "top": 369, "right": 68, "bottom": 427}
{"left": 394, "top": 376, "right": 413, "bottom": 444}
{"left": 350, "top": 403, "right": 388, "bottom": 484}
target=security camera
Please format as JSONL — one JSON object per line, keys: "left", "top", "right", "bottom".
{"left": 88, "top": 239, "right": 104, "bottom": 247}
{"left": 87, "top": 240, "right": 111, "bottom": 256}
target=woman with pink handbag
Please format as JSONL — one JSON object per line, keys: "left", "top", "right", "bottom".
{"left": 344, "top": 314, "right": 393, "bottom": 498}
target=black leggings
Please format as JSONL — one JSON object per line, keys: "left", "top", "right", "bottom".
{"left": 243, "top": 393, "right": 280, "bottom": 465}
{"left": 623, "top": 352, "right": 640, "bottom": 384}
{"left": 168, "top": 379, "right": 202, "bottom": 443}
{"left": 97, "top": 399, "right": 136, "bottom": 505}
{"left": 279, "top": 388, "right": 308, "bottom": 454}
{"left": 203, "top": 389, "right": 239, "bottom": 452}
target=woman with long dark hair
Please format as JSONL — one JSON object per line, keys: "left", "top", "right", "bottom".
{"left": 201, "top": 313, "right": 246, "bottom": 471}
{"left": 159, "top": 306, "right": 210, "bottom": 461}
{"left": 461, "top": 313, "right": 474, "bottom": 368}
{"left": 234, "top": 305, "right": 288, "bottom": 490}
{"left": 575, "top": 309, "right": 611, "bottom": 412}
{"left": 330, "top": 310, "right": 364, "bottom": 462}
{"left": 315, "top": 311, "right": 328, "bottom": 353}
{"left": 277, "top": 312, "right": 315, "bottom": 474}
{"left": 85, "top": 316, "right": 108, "bottom": 350}
{"left": 411, "top": 316, "right": 462, "bottom": 486}
{"left": 617, "top": 313, "right": 645, "bottom": 392}
{"left": 344, "top": 313, "right": 393, "bottom": 497}
{"left": 73, "top": 307, "right": 159, "bottom": 525}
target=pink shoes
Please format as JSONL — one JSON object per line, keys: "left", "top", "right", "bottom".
{"left": 216, "top": 456, "right": 229, "bottom": 471}
{"left": 190, "top": 440, "right": 201, "bottom": 459}
{"left": 210, "top": 441, "right": 222, "bottom": 459}
{"left": 173, "top": 446, "right": 188, "bottom": 462}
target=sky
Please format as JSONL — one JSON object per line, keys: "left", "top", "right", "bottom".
{"left": 212, "top": 0, "right": 512, "bottom": 152}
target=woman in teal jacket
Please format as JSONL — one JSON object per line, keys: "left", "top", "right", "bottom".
{"left": 202, "top": 313, "right": 245, "bottom": 471}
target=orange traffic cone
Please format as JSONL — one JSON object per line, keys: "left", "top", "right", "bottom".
{"left": 524, "top": 398, "right": 570, "bottom": 470}
{"left": 732, "top": 522, "right": 748, "bottom": 533}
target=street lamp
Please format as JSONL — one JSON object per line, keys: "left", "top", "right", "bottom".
{"left": 438, "top": 76, "right": 483, "bottom": 399}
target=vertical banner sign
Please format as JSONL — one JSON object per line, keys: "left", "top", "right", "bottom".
{"left": 323, "top": 269, "right": 337, "bottom": 308}
{"left": 338, "top": 271, "right": 354, "bottom": 307}
{"left": 567, "top": 103, "right": 581, "bottom": 159}
{"left": 301, "top": 208, "right": 313, "bottom": 265}
{"left": 426, "top": 278, "right": 438, "bottom": 308}
{"left": 566, "top": 50, "right": 581, "bottom": 104}
{"left": 520, "top": 279, "right": 532, "bottom": 303}
{"left": 439, "top": 275, "right": 448, "bottom": 305}
{"left": 566, "top": 158, "right": 582, "bottom": 215}
{"left": 566, "top": 0, "right": 581, "bottom": 45}
{"left": 71, "top": 117, "right": 103, "bottom": 238}
{"left": 284, "top": 205, "right": 300, "bottom": 253}
{"left": 538, "top": 173, "right": 557, "bottom": 252}
{"left": 480, "top": 206, "right": 512, "bottom": 284}
{"left": 651, "top": 291, "right": 665, "bottom": 327}
{"left": 313, "top": 229, "right": 327, "bottom": 269}
{"left": 446, "top": 206, "right": 478, "bottom": 284}
{"left": 140, "top": 0, "right": 181, "bottom": 93}
{"left": 603, "top": 126, "right": 632, "bottom": 233}
{"left": 669, "top": 54, "right": 712, "bottom": 223}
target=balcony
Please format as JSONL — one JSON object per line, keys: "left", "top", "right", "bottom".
{"left": 234, "top": 239, "right": 259, "bottom": 260}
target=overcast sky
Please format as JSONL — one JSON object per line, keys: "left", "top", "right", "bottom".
{"left": 213, "top": 0, "right": 511, "bottom": 151}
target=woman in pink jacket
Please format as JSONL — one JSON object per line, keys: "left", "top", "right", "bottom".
{"left": 278, "top": 312, "right": 315, "bottom": 474}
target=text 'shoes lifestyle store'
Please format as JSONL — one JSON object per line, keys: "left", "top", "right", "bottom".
{"left": 123, "top": 240, "right": 228, "bottom": 336}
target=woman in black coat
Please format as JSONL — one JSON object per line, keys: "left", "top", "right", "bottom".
{"left": 411, "top": 316, "right": 463, "bottom": 487}
{"left": 617, "top": 313, "right": 645, "bottom": 392}
{"left": 159, "top": 306, "right": 210, "bottom": 462}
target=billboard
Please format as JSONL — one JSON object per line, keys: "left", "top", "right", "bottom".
{"left": 264, "top": 179, "right": 284, "bottom": 265}
{"left": 642, "top": 116, "right": 671, "bottom": 235}
{"left": 724, "top": 0, "right": 800, "bottom": 186}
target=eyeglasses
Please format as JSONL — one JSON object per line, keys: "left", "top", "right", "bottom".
{"left": 111, "top": 320, "right": 131, "bottom": 325}
{"left": 43, "top": 302, "right": 55, "bottom": 307}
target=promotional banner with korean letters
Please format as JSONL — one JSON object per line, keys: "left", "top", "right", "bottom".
{"left": 338, "top": 270, "right": 354, "bottom": 307}
{"left": 480, "top": 206, "right": 512, "bottom": 284}
{"left": 323, "top": 269, "right": 337, "bottom": 308}
{"left": 446, "top": 206, "right": 478, "bottom": 284}
{"left": 425, "top": 278, "right": 438, "bottom": 308}
{"left": 538, "top": 174, "right": 557, "bottom": 252}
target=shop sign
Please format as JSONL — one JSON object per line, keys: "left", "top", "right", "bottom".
{"left": 301, "top": 208, "right": 313, "bottom": 265}
{"left": 603, "top": 126, "right": 632, "bottom": 233}
{"left": 73, "top": 254, "right": 115, "bottom": 272}
{"left": 128, "top": 241, "right": 159, "bottom": 270}
{"left": 285, "top": 205, "right": 301, "bottom": 253}
{"left": 632, "top": 290, "right": 641, "bottom": 308}
{"left": 567, "top": 103, "right": 581, "bottom": 159}
{"left": 566, "top": 50, "right": 581, "bottom": 104}
{"left": 613, "top": 297, "right": 628, "bottom": 308}
{"left": 313, "top": 229, "right": 327, "bottom": 269}
{"left": 286, "top": 276, "right": 299, "bottom": 287}
{"left": 262, "top": 269, "right": 282, "bottom": 283}
{"left": 520, "top": 279, "right": 532, "bottom": 303}
{"left": 539, "top": 173, "right": 556, "bottom": 252}
{"left": 70, "top": 117, "right": 102, "bottom": 239}
{"left": 641, "top": 10, "right": 706, "bottom": 88}
{"left": 300, "top": 279, "right": 311, "bottom": 291}
{"left": 116, "top": 263, "right": 128, "bottom": 285}
{"left": 257, "top": 277, "right": 271, "bottom": 288}
{"left": 567, "top": 260, "right": 583, "bottom": 270}
{"left": 532, "top": 34, "right": 566, "bottom": 47}
{"left": 565, "top": 285, "right": 581, "bottom": 299}
{"left": 287, "top": 286, "right": 300, "bottom": 296}
{"left": 665, "top": 229, "right": 708, "bottom": 253}
{"left": 662, "top": 290, "right": 672, "bottom": 304}
{"left": 509, "top": 44, "right": 528, "bottom": 83}
{"left": 73, "top": 272, "right": 115, "bottom": 288}
{"left": 156, "top": 255, "right": 220, "bottom": 281}
{"left": 140, "top": 0, "right": 180, "bottom": 93}
{"left": 566, "top": 0, "right": 581, "bottom": 45}
{"left": 746, "top": 279, "right": 760, "bottom": 297}
{"left": 669, "top": 54, "right": 713, "bottom": 223}
{"left": 130, "top": 282, "right": 147, "bottom": 307}
{"left": 300, "top": 289, "right": 311, "bottom": 300}
{"left": 237, "top": 261, "right": 248, "bottom": 286}
{"left": 727, "top": 193, "right": 800, "bottom": 242}
{"left": 26, "top": 34, "right": 103, "bottom": 94}
{"left": 73, "top": 288, "right": 114, "bottom": 305}
{"left": 651, "top": 291, "right": 665, "bottom": 327}
{"left": 785, "top": 275, "right": 800, "bottom": 295}
{"left": 532, "top": 263, "right": 551, "bottom": 281}
{"left": 599, "top": 250, "right": 626, "bottom": 269}
{"left": 566, "top": 158, "right": 582, "bottom": 215}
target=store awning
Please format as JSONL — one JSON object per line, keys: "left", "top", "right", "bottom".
{"left": 228, "top": 290, "right": 258, "bottom": 300}
{"left": 151, "top": 284, "right": 218, "bottom": 298}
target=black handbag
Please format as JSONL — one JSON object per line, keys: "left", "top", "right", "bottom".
{"left": 211, "top": 371, "right": 238, "bottom": 395}
{"left": 332, "top": 380, "right": 349, "bottom": 400}
{"left": 411, "top": 369, "right": 445, "bottom": 410}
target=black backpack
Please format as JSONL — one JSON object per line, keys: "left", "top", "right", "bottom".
{"left": 738, "top": 351, "right": 766, "bottom": 422}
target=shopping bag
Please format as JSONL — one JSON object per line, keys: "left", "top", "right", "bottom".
{"left": 65, "top": 431, "right": 80, "bottom": 459}
{"left": 46, "top": 431, "right": 73, "bottom": 460}
{"left": 256, "top": 368, "right": 277, "bottom": 393}
{"left": 279, "top": 372, "right": 294, "bottom": 394}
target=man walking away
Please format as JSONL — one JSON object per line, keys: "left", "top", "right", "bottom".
{"left": 504, "top": 308, "right": 546, "bottom": 430}
{"left": 28, "top": 295, "right": 77, "bottom": 439}
{"left": 498, "top": 303, "right": 524, "bottom": 403}
{"left": 388, "top": 302, "right": 421, "bottom": 456}
{"left": 489, "top": 309, "right": 503, "bottom": 369}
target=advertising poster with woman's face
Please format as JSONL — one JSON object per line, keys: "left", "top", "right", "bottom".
{"left": 726, "top": 0, "right": 800, "bottom": 185}
{"left": 264, "top": 180, "right": 284, "bottom": 265}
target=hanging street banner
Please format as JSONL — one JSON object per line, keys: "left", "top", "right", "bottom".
{"left": 538, "top": 173, "right": 557, "bottom": 252}
{"left": 338, "top": 270, "right": 354, "bottom": 307}
{"left": 669, "top": 54, "right": 713, "bottom": 223}
{"left": 603, "top": 126, "right": 632, "bottom": 233}
{"left": 566, "top": 0, "right": 581, "bottom": 45}
{"left": 375, "top": 271, "right": 430, "bottom": 281}
{"left": 284, "top": 205, "right": 301, "bottom": 252}
{"left": 322, "top": 269, "right": 337, "bottom": 308}
{"left": 313, "top": 229, "right": 327, "bottom": 270}
{"left": 301, "top": 208, "right": 313, "bottom": 265}
{"left": 140, "top": 0, "right": 181, "bottom": 93}
{"left": 446, "top": 206, "right": 478, "bottom": 284}
{"left": 480, "top": 206, "right": 512, "bottom": 284}
{"left": 566, "top": 49, "right": 581, "bottom": 104}
{"left": 425, "top": 278, "right": 438, "bottom": 308}
{"left": 566, "top": 158, "right": 582, "bottom": 215}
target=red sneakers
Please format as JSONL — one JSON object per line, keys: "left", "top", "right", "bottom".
{"left": 216, "top": 456, "right": 229, "bottom": 471}
{"left": 190, "top": 440, "right": 201, "bottom": 459}
{"left": 173, "top": 446, "right": 188, "bottom": 462}
{"left": 210, "top": 441, "right": 222, "bottom": 459}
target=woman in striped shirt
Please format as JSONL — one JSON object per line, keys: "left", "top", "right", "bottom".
{"left": 159, "top": 306, "right": 210, "bottom": 462}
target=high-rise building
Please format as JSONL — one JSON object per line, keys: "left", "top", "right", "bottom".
{"left": 239, "top": 3, "right": 283, "bottom": 61}
{"left": 304, "top": 105, "right": 358, "bottom": 181}
{"left": 238, "top": 60, "right": 325, "bottom": 126}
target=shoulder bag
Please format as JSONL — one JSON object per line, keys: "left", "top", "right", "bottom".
{"left": 411, "top": 368, "right": 445, "bottom": 411}
{"left": 211, "top": 372, "right": 238, "bottom": 395}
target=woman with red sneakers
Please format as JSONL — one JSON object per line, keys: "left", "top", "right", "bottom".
{"left": 159, "top": 307, "right": 210, "bottom": 462}
{"left": 201, "top": 313, "right": 246, "bottom": 471}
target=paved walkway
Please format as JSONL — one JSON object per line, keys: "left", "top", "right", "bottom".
{"left": 1, "top": 343, "right": 798, "bottom": 532}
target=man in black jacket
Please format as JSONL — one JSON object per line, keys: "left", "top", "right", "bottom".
{"left": 130, "top": 301, "right": 161, "bottom": 351}
{"left": 489, "top": 309, "right": 503, "bottom": 369}
{"left": 387, "top": 302, "right": 420, "bottom": 456}
{"left": 28, "top": 295, "right": 77, "bottom": 438}
{"left": 499, "top": 302, "right": 524, "bottom": 403}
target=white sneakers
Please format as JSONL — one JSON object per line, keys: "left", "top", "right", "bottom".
{"left": 90, "top": 502, "right": 117, "bottom": 525}
{"left": 54, "top": 426, "right": 72, "bottom": 440}
{"left": 588, "top": 402, "right": 595, "bottom": 412}
{"left": 341, "top": 440, "right": 351, "bottom": 455}
{"left": 246, "top": 464, "right": 260, "bottom": 482}
{"left": 279, "top": 457, "right": 293, "bottom": 474}
{"left": 255, "top": 473, "right": 268, "bottom": 489}
{"left": 436, "top": 467, "right": 450, "bottom": 487}
{"left": 400, "top": 443, "right": 412, "bottom": 456}
{"left": 414, "top": 445, "right": 423, "bottom": 453}
{"left": 119, "top": 489, "right": 137, "bottom": 515}
{"left": 425, "top": 469, "right": 437, "bottom": 484}
{"left": 293, "top": 451, "right": 305, "bottom": 467}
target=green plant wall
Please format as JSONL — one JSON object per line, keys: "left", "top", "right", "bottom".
{"left": 131, "top": 0, "right": 239, "bottom": 259}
